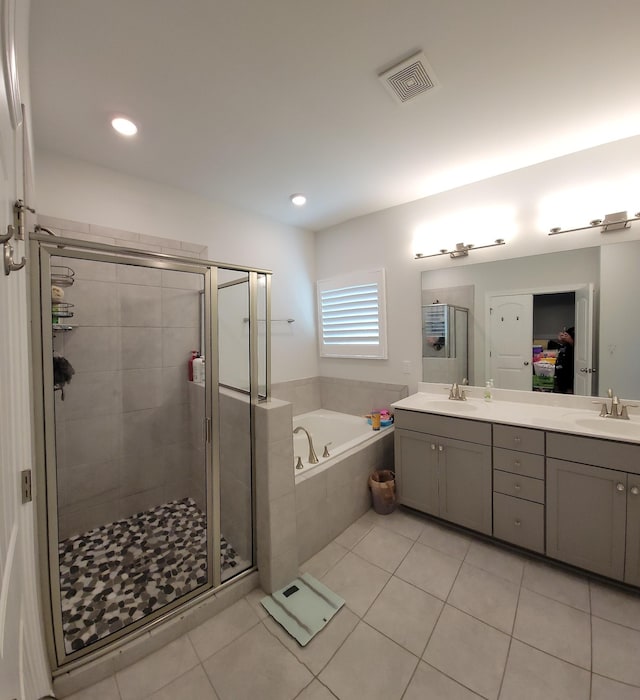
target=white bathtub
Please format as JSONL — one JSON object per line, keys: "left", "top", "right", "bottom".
{"left": 292, "top": 409, "right": 392, "bottom": 479}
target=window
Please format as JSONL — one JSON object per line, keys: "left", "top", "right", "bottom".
{"left": 317, "top": 269, "right": 388, "bottom": 359}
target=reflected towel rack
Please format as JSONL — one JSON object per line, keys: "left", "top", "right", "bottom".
{"left": 243, "top": 317, "right": 294, "bottom": 323}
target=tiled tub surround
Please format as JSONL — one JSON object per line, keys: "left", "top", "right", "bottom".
{"left": 272, "top": 375, "right": 409, "bottom": 418}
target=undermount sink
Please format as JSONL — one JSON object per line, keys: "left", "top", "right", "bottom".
{"left": 564, "top": 414, "right": 640, "bottom": 437}
{"left": 419, "top": 400, "right": 479, "bottom": 413}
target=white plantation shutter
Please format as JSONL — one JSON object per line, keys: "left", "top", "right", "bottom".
{"left": 317, "top": 269, "right": 388, "bottom": 358}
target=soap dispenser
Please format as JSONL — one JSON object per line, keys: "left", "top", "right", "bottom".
{"left": 484, "top": 379, "right": 493, "bottom": 402}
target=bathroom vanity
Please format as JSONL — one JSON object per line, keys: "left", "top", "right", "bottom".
{"left": 392, "top": 384, "right": 640, "bottom": 587}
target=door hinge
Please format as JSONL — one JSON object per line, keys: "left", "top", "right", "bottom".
{"left": 21, "top": 469, "right": 32, "bottom": 503}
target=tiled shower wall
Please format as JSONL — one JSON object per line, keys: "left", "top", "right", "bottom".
{"left": 46, "top": 216, "right": 209, "bottom": 539}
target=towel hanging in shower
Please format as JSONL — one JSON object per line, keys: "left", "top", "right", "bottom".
{"left": 53, "top": 355, "right": 75, "bottom": 400}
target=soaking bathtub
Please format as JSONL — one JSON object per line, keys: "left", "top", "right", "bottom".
{"left": 292, "top": 408, "right": 392, "bottom": 480}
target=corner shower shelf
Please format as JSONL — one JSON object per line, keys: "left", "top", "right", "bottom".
{"left": 51, "top": 265, "right": 75, "bottom": 287}
{"left": 52, "top": 324, "right": 74, "bottom": 332}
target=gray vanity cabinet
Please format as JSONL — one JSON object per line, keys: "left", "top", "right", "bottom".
{"left": 394, "top": 411, "right": 492, "bottom": 534}
{"left": 546, "top": 433, "right": 640, "bottom": 584}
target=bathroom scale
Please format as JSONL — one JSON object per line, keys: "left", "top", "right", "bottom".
{"left": 260, "top": 572, "right": 345, "bottom": 646}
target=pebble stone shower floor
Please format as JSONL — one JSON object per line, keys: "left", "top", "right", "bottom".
{"left": 58, "top": 497, "right": 248, "bottom": 653}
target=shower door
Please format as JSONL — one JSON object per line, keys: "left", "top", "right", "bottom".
{"left": 34, "top": 242, "right": 217, "bottom": 665}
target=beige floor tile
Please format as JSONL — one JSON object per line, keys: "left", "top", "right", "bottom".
{"left": 334, "top": 518, "right": 373, "bottom": 549}
{"left": 591, "top": 673, "right": 640, "bottom": 699}
{"left": 364, "top": 508, "right": 426, "bottom": 541}
{"left": 448, "top": 562, "right": 519, "bottom": 633}
{"left": 513, "top": 589, "right": 591, "bottom": 670}
{"left": 352, "top": 525, "right": 414, "bottom": 572}
{"left": 592, "top": 616, "right": 640, "bottom": 686}
{"left": 395, "top": 541, "right": 462, "bottom": 600}
{"left": 320, "top": 551, "right": 391, "bottom": 617}
{"left": 464, "top": 540, "right": 525, "bottom": 585}
{"left": 115, "top": 635, "right": 199, "bottom": 700}
{"left": 591, "top": 581, "right": 640, "bottom": 631}
{"left": 403, "top": 661, "right": 483, "bottom": 699}
{"left": 300, "top": 541, "right": 349, "bottom": 579}
{"left": 522, "top": 559, "right": 590, "bottom": 612}
{"left": 418, "top": 520, "right": 472, "bottom": 560}
{"left": 262, "top": 606, "right": 359, "bottom": 675}
{"left": 188, "top": 598, "right": 260, "bottom": 661}
{"left": 499, "top": 640, "right": 590, "bottom": 700}
{"left": 146, "top": 665, "right": 219, "bottom": 700}
{"left": 296, "top": 679, "right": 339, "bottom": 699}
{"left": 65, "top": 675, "right": 120, "bottom": 700}
{"left": 202, "top": 624, "right": 312, "bottom": 700}
{"left": 423, "top": 605, "right": 510, "bottom": 700}
{"left": 319, "top": 621, "right": 418, "bottom": 700}
{"left": 244, "top": 587, "right": 269, "bottom": 620}
{"left": 364, "top": 576, "right": 443, "bottom": 656}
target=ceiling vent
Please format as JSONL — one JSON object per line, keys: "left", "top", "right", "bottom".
{"left": 379, "top": 51, "right": 439, "bottom": 105}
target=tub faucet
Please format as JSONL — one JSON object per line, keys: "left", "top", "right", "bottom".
{"left": 293, "top": 426, "right": 319, "bottom": 464}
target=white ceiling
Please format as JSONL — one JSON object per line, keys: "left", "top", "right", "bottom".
{"left": 29, "top": 1, "right": 640, "bottom": 232}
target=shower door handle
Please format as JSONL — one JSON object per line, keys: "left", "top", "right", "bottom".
{"left": 204, "top": 417, "right": 212, "bottom": 443}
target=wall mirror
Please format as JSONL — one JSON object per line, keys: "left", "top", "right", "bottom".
{"left": 421, "top": 238, "right": 640, "bottom": 399}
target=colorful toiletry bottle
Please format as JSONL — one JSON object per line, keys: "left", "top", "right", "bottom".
{"left": 371, "top": 411, "right": 381, "bottom": 430}
{"left": 188, "top": 350, "right": 199, "bottom": 381}
{"left": 192, "top": 356, "right": 204, "bottom": 383}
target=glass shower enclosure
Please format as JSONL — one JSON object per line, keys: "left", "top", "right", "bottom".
{"left": 30, "top": 233, "right": 269, "bottom": 669}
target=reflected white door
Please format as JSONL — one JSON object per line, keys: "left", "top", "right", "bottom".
{"left": 574, "top": 284, "right": 595, "bottom": 396}
{"left": 489, "top": 294, "right": 533, "bottom": 390}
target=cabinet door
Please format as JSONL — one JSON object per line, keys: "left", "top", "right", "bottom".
{"left": 438, "top": 437, "right": 492, "bottom": 535}
{"left": 394, "top": 429, "right": 439, "bottom": 515}
{"left": 625, "top": 477, "right": 640, "bottom": 587}
{"left": 547, "top": 458, "right": 627, "bottom": 580}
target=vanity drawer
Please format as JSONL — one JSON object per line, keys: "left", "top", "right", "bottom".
{"left": 394, "top": 409, "right": 491, "bottom": 445}
{"left": 493, "top": 469, "right": 545, "bottom": 504}
{"left": 493, "top": 424, "right": 544, "bottom": 455}
{"left": 493, "top": 492, "right": 545, "bottom": 553}
{"left": 493, "top": 447, "right": 545, "bottom": 479}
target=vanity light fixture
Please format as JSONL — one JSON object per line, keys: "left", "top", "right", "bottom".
{"left": 290, "top": 193, "right": 307, "bottom": 207}
{"left": 549, "top": 210, "right": 640, "bottom": 236}
{"left": 111, "top": 116, "right": 138, "bottom": 136}
{"left": 414, "top": 239, "right": 505, "bottom": 260}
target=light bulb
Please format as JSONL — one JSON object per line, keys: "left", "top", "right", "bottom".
{"left": 111, "top": 117, "right": 138, "bottom": 136}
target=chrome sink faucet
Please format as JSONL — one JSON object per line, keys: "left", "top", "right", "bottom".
{"left": 594, "top": 389, "right": 638, "bottom": 420}
{"left": 293, "top": 426, "right": 319, "bottom": 463}
{"left": 449, "top": 378, "right": 468, "bottom": 401}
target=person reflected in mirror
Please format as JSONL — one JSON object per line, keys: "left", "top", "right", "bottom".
{"left": 553, "top": 327, "right": 574, "bottom": 394}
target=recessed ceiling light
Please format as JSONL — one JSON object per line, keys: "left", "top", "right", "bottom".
{"left": 290, "top": 193, "right": 307, "bottom": 207}
{"left": 111, "top": 116, "right": 138, "bottom": 136}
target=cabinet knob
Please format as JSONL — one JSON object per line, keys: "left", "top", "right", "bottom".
{"left": 514, "top": 520, "right": 521, "bottom": 527}
{"left": 438, "top": 444, "right": 444, "bottom": 452}
{"left": 514, "top": 483, "right": 521, "bottom": 491}
{"left": 616, "top": 482, "right": 625, "bottom": 492}
{"left": 514, "top": 460, "right": 521, "bottom": 467}
{"left": 631, "top": 486, "right": 639, "bottom": 496}
{"left": 514, "top": 437, "right": 521, "bottom": 444}
{"left": 431, "top": 443, "right": 436, "bottom": 450}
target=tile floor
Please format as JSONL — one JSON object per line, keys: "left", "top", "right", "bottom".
{"left": 62, "top": 507, "right": 640, "bottom": 700}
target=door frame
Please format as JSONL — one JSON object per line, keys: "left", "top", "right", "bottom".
{"left": 484, "top": 283, "right": 595, "bottom": 393}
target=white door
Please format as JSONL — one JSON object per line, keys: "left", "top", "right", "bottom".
{"left": 574, "top": 284, "right": 595, "bottom": 396}
{"left": 0, "top": 2, "right": 51, "bottom": 697}
{"left": 489, "top": 294, "right": 533, "bottom": 390}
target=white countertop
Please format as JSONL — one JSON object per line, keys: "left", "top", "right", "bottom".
{"left": 392, "top": 383, "right": 640, "bottom": 445}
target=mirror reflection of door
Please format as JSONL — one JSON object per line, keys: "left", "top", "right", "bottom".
{"left": 489, "top": 294, "right": 533, "bottom": 390}
{"left": 488, "top": 286, "right": 595, "bottom": 393}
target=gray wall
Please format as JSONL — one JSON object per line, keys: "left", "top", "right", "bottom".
{"left": 599, "top": 240, "right": 640, "bottom": 399}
